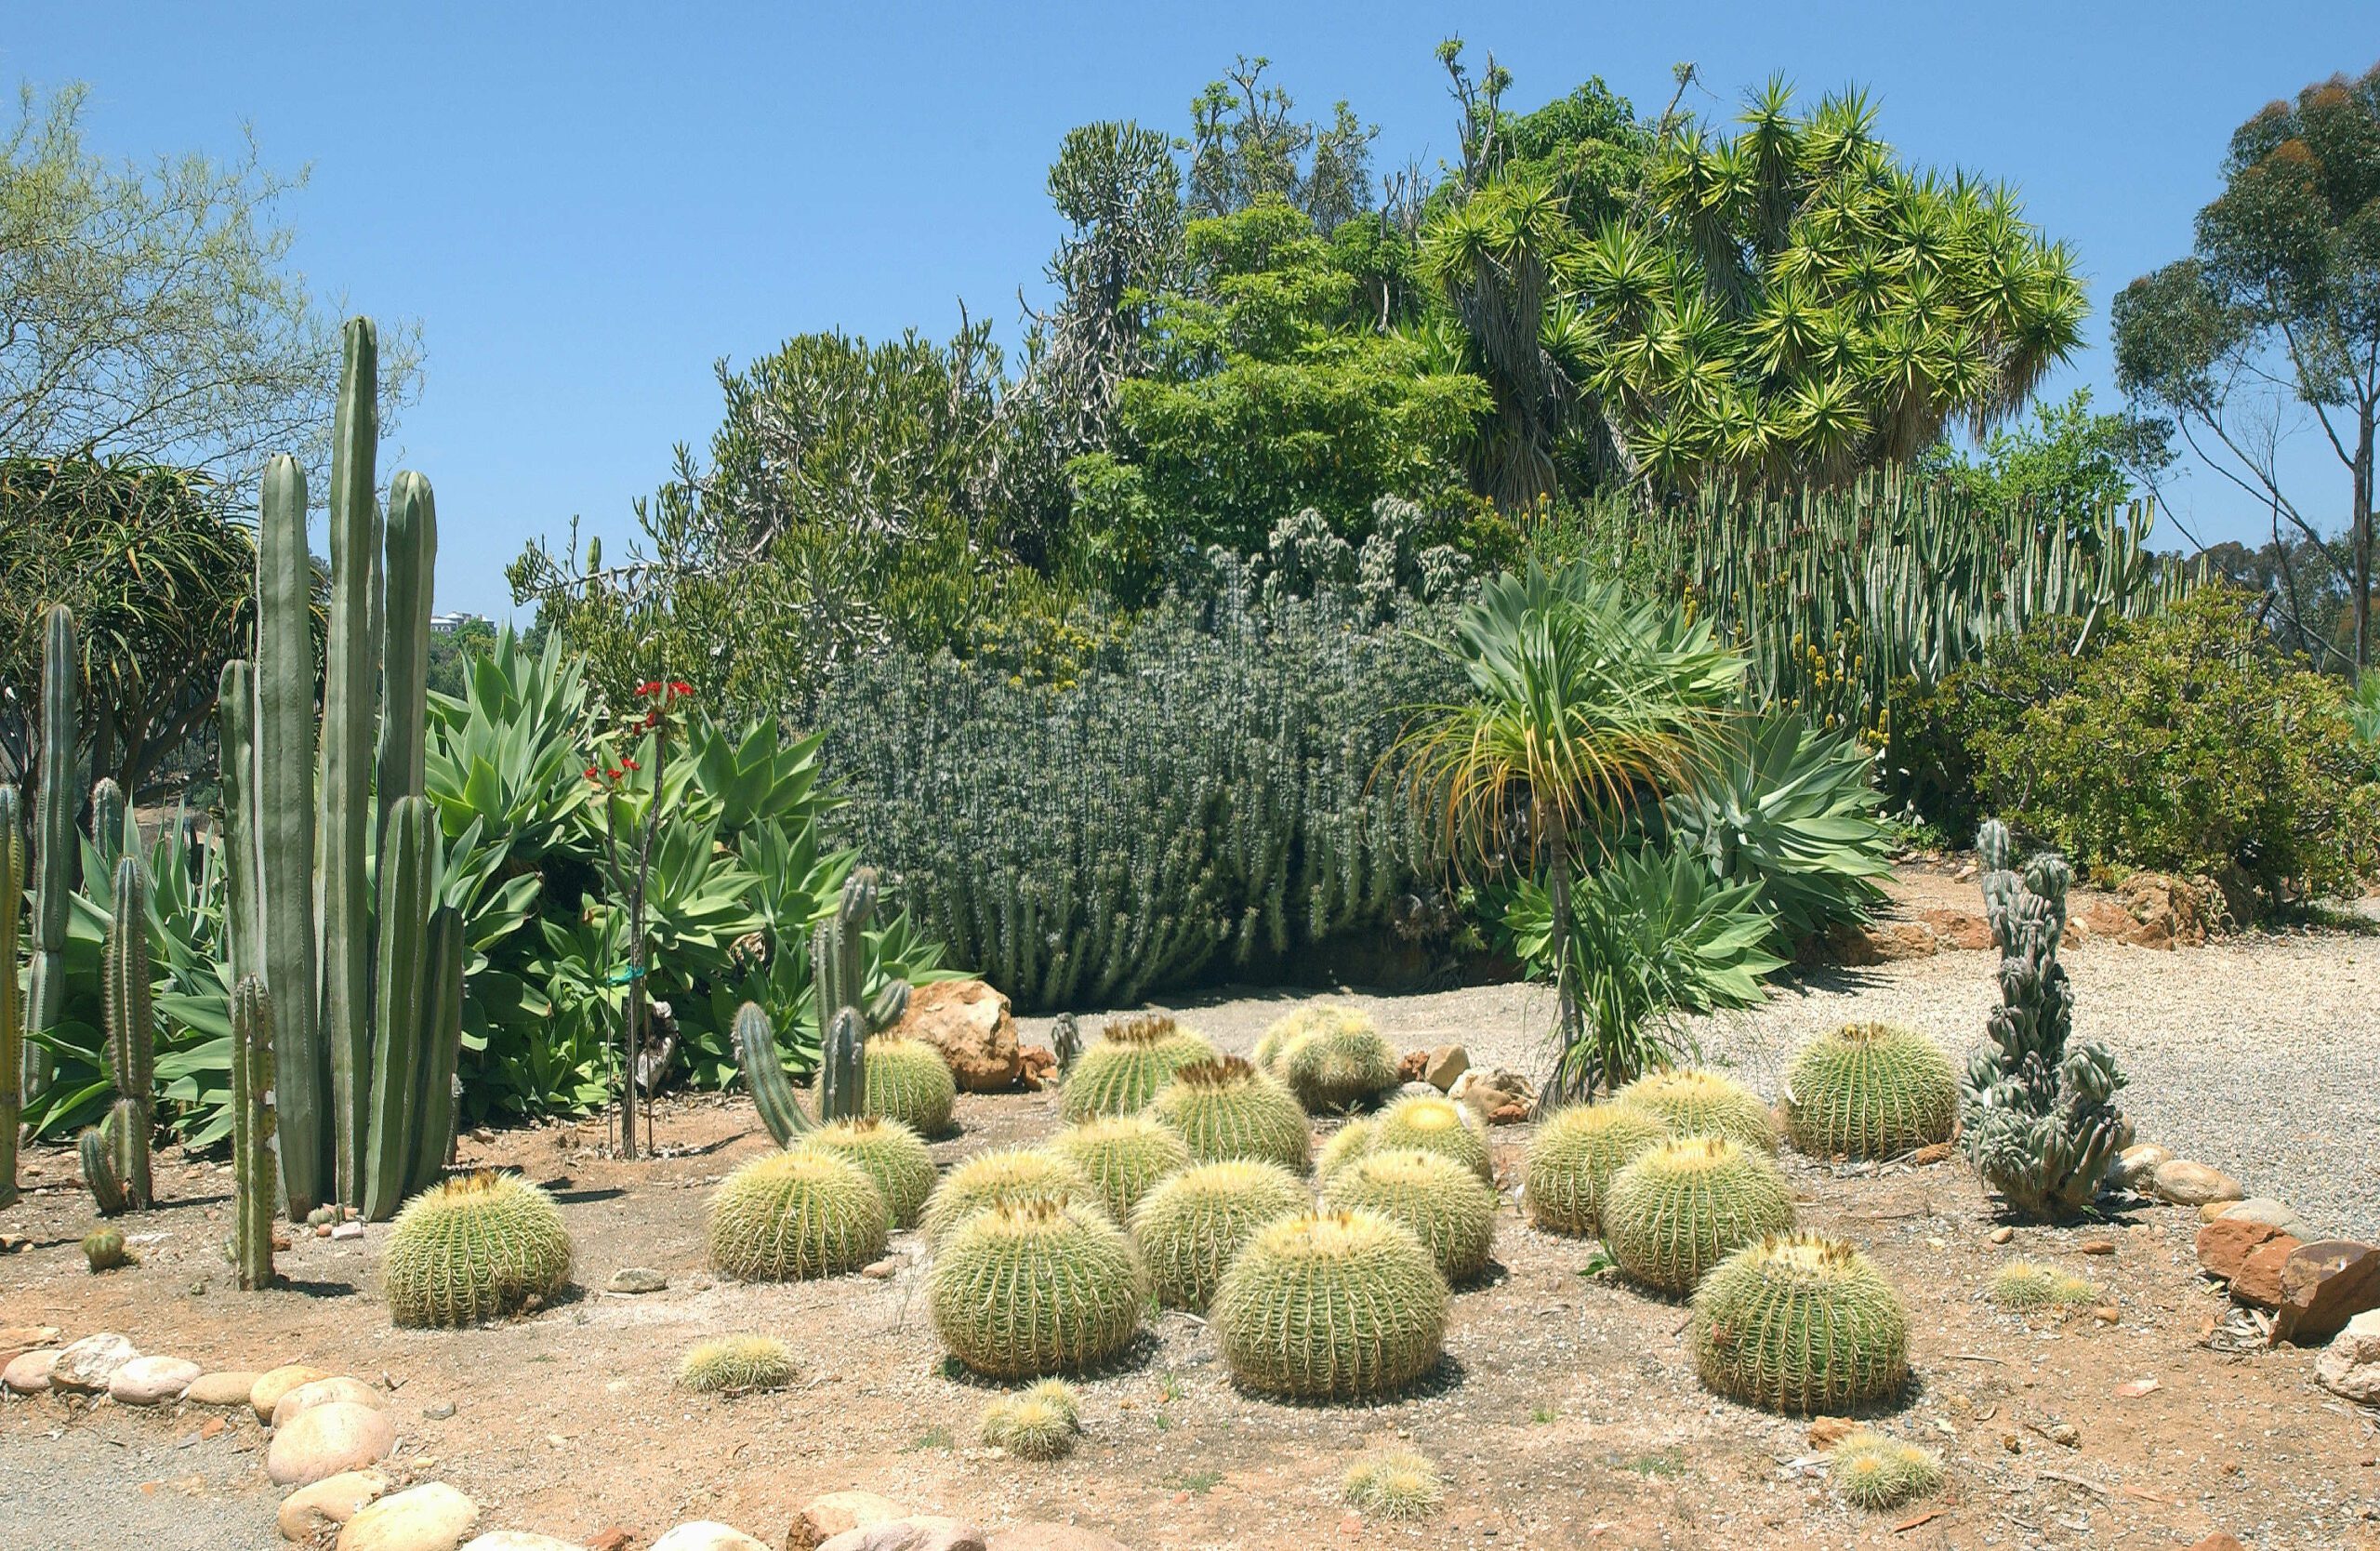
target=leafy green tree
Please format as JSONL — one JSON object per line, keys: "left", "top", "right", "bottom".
{"left": 2112, "top": 63, "right": 2380, "bottom": 673}
{"left": 424, "top": 616, "right": 497, "bottom": 700}
{"left": 1185, "top": 57, "right": 1377, "bottom": 232}
{"left": 1918, "top": 388, "right": 2175, "bottom": 543}
{"left": 1, "top": 84, "right": 421, "bottom": 497}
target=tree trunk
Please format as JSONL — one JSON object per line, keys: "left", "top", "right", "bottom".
{"left": 2355, "top": 411, "right": 2373, "bottom": 679}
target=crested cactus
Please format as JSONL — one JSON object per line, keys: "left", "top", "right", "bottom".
{"left": 1614, "top": 1068, "right": 1778, "bottom": 1152}
{"left": 678, "top": 1334, "right": 798, "bottom": 1394}
{"left": 1368, "top": 1093, "right": 1490, "bottom": 1183}
{"left": 1211, "top": 1208, "right": 1449, "bottom": 1400}
{"left": 920, "top": 1147, "right": 1094, "bottom": 1250}
{"left": 1784, "top": 1023, "right": 1958, "bottom": 1160}
{"left": 707, "top": 1149, "right": 890, "bottom": 1281}
{"left": 863, "top": 1035, "right": 957, "bottom": 1136}
{"left": 1059, "top": 1014, "right": 1218, "bottom": 1121}
{"left": 1323, "top": 1147, "right": 1497, "bottom": 1283}
{"left": 1960, "top": 820, "right": 2131, "bottom": 1218}
{"left": 230, "top": 975, "right": 278, "bottom": 1290}
{"left": 102, "top": 855, "right": 153, "bottom": 1210}
{"left": 384, "top": 1171, "right": 573, "bottom": 1326}
{"left": 1604, "top": 1136, "right": 1796, "bottom": 1294}
{"left": 22, "top": 603, "right": 74, "bottom": 1100}
{"left": 1523, "top": 1102, "right": 1672, "bottom": 1236}
{"left": 1258, "top": 1004, "right": 1399, "bottom": 1113}
{"left": 928, "top": 1200, "right": 1144, "bottom": 1378}
{"left": 1146, "top": 1057, "right": 1311, "bottom": 1170}
{"left": 1048, "top": 1115, "right": 1192, "bottom": 1225}
{"left": 797, "top": 1116, "right": 936, "bottom": 1227}
{"left": 1690, "top": 1234, "right": 1911, "bottom": 1413}
{"left": 1129, "top": 1157, "right": 1309, "bottom": 1311}
{"left": 0, "top": 785, "right": 20, "bottom": 1208}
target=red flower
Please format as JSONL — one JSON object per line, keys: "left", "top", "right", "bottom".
{"left": 607, "top": 767, "right": 624, "bottom": 780}
{"left": 619, "top": 757, "right": 640, "bottom": 771}
{"left": 668, "top": 680, "right": 694, "bottom": 696}
{"left": 641, "top": 710, "right": 660, "bottom": 730}
{"left": 583, "top": 767, "right": 602, "bottom": 782}
{"left": 634, "top": 680, "right": 663, "bottom": 696}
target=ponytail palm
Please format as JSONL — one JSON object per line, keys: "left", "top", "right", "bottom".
{"left": 1402, "top": 563, "right": 1744, "bottom": 1100}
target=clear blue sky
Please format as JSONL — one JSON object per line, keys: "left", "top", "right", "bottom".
{"left": 11, "top": 2, "right": 2373, "bottom": 619}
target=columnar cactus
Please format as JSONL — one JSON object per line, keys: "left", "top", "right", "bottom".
{"left": 0, "top": 785, "right": 20, "bottom": 1208}
{"left": 1522, "top": 1102, "right": 1672, "bottom": 1236}
{"left": 217, "top": 662, "right": 260, "bottom": 983}
{"left": 1059, "top": 1014, "right": 1218, "bottom": 1121}
{"left": 1258, "top": 1004, "right": 1399, "bottom": 1113}
{"left": 1368, "top": 1093, "right": 1490, "bottom": 1182}
{"left": 1603, "top": 1136, "right": 1795, "bottom": 1294}
{"left": 797, "top": 1116, "right": 936, "bottom": 1227}
{"left": 1960, "top": 819, "right": 2131, "bottom": 1218}
{"left": 362, "top": 797, "right": 467, "bottom": 1219}
{"left": 734, "top": 1001, "right": 819, "bottom": 1144}
{"left": 1614, "top": 1069, "right": 1778, "bottom": 1153}
{"left": 1211, "top": 1209, "right": 1449, "bottom": 1400}
{"left": 231, "top": 975, "right": 278, "bottom": 1290}
{"left": 79, "top": 1120, "right": 125, "bottom": 1216}
{"left": 88, "top": 778, "right": 129, "bottom": 887}
{"left": 707, "top": 1149, "right": 890, "bottom": 1281}
{"left": 1689, "top": 1234, "right": 1911, "bottom": 1413}
{"left": 1323, "top": 1147, "right": 1497, "bottom": 1283}
{"left": 384, "top": 1172, "right": 574, "bottom": 1326}
{"left": 102, "top": 855, "right": 153, "bottom": 1210}
{"left": 1783, "top": 1023, "right": 1958, "bottom": 1160}
{"left": 21, "top": 603, "right": 74, "bottom": 1100}
{"left": 929, "top": 1200, "right": 1145, "bottom": 1377}
{"left": 920, "top": 1147, "right": 1094, "bottom": 1249}
{"left": 1146, "top": 1057, "right": 1311, "bottom": 1170}
{"left": 1049, "top": 1115, "right": 1192, "bottom": 1225}
{"left": 863, "top": 1035, "right": 957, "bottom": 1136}
{"left": 1129, "top": 1158, "right": 1309, "bottom": 1311}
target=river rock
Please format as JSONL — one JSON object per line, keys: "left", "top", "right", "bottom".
{"left": 606, "top": 1266, "right": 668, "bottom": 1294}
{"left": 817, "top": 1517, "right": 988, "bottom": 1551}
{"left": 2316, "top": 1308, "right": 2380, "bottom": 1403}
{"left": 792, "top": 1491, "right": 906, "bottom": 1549}
{"left": 647, "top": 1524, "right": 773, "bottom": 1551}
{"left": 253, "top": 1363, "right": 335, "bottom": 1422}
{"left": 2109, "top": 1142, "right": 2170, "bottom": 1190}
{"left": 272, "top": 1376, "right": 383, "bottom": 1427}
{"left": 2, "top": 1348, "right": 60, "bottom": 1394}
{"left": 185, "top": 1370, "right": 263, "bottom": 1406}
{"left": 986, "top": 1529, "right": 1132, "bottom": 1551}
{"left": 2150, "top": 1160, "right": 2243, "bottom": 1207}
{"left": 49, "top": 1332, "right": 138, "bottom": 1392}
{"left": 2211, "top": 1198, "right": 2311, "bottom": 1236}
{"left": 109, "top": 1355, "right": 202, "bottom": 1405}
{"left": 279, "top": 1470, "right": 391, "bottom": 1541}
{"left": 267, "top": 1400, "right": 398, "bottom": 1486}
{"left": 337, "top": 1482, "right": 478, "bottom": 1551}
{"left": 2270, "top": 1239, "right": 2380, "bottom": 1344}
{"left": 892, "top": 979, "right": 1020, "bottom": 1092}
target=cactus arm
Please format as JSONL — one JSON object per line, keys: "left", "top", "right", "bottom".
{"left": 320, "top": 318, "right": 382, "bottom": 1208}
{"left": 22, "top": 603, "right": 75, "bottom": 1099}
{"left": 80, "top": 1119, "right": 125, "bottom": 1216}
{"left": 256, "top": 452, "right": 326, "bottom": 1216}
{"left": 103, "top": 855, "right": 153, "bottom": 1208}
{"left": 406, "top": 903, "right": 466, "bottom": 1199}
{"left": 231, "top": 975, "right": 277, "bottom": 1290}
{"left": 819, "top": 1006, "right": 864, "bottom": 1124}
{"left": 218, "top": 662, "right": 261, "bottom": 984}
{"left": 733, "top": 1001, "right": 813, "bottom": 1145}
{"left": 362, "top": 795, "right": 434, "bottom": 1221}
{"left": 0, "top": 784, "right": 20, "bottom": 1208}
{"left": 377, "top": 471, "right": 436, "bottom": 843}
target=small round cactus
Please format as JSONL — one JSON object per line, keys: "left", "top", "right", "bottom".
{"left": 83, "top": 1226, "right": 131, "bottom": 1272}
{"left": 1782, "top": 1023, "right": 1958, "bottom": 1160}
{"left": 1342, "top": 1450, "right": 1445, "bottom": 1520}
{"left": 1369, "top": 1093, "right": 1491, "bottom": 1182}
{"left": 796, "top": 1116, "right": 937, "bottom": 1227}
{"left": 980, "top": 1378, "right": 1082, "bottom": 1460}
{"left": 1260, "top": 1004, "right": 1400, "bottom": 1113}
{"left": 1147, "top": 1057, "right": 1311, "bottom": 1170}
{"left": 1060, "top": 1014, "right": 1219, "bottom": 1121}
{"left": 929, "top": 1200, "right": 1144, "bottom": 1378}
{"left": 919, "top": 1147, "right": 1095, "bottom": 1250}
{"left": 1316, "top": 1118, "right": 1377, "bottom": 1182}
{"left": 707, "top": 1150, "right": 890, "bottom": 1281}
{"left": 1048, "top": 1115, "right": 1191, "bottom": 1225}
{"left": 1830, "top": 1430, "right": 1943, "bottom": 1511}
{"left": 1323, "top": 1147, "right": 1496, "bottom": 1284}
{"left": 1603, "top": 1136, "right": 1795, "bottom": 1294}
{"left": 385, "top": 1172, "right": 574, "bottom": 1327}
{"left": 678, "top": 1334, "right": 798, "bottom": 1394}
{"left": 1211, "top": 1209, "right": 1448, "bottom": 1400}
{"left": 1129, "top": 1158, "right": 1310, "bottom": 1311}
{"left": 1523, "top": 1102, "right": 1672, "bottom": 1237}
{"left": 1690, "top": 1234, "right": 1911, "bottom": 1412}
{"left": 1988, "top": 1260, "right": 2098, "bottom": 1311}
{"left": 863, "top": 1036, "right": 958, "bottom": 1136}
{"left": 1614, "top": 1068, "right": 1778, "bottom": 1152}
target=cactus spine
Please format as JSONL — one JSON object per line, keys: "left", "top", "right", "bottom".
{"left": 231, "top": 975, "right": 277, "bottom": 1289}
{"left": 0, "top": 785, "right": 19, "bottom": 1208}
{"left": 101, "top": 855, "right": 154, "bottom": 1209}
{"left": 22, "top": 603, "right": 74, "bottom": 1100}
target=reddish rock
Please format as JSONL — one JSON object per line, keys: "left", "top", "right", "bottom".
{"left": 1917, "top": 907, "right": 1993, "bottom": 951}
{"left": 892, "top": 980, "right": 1020, "bottom": 1092}
{"left": 1908, "top": 1143, "right": 1953, "bottom": 1166}
{"left": 1017, "top": 1046, "right": 1057, "bottom": 1092}
{"left": 1396, "top": 1050, "right": 1430, "bottom": 1084}
{"left": 1827, "top": 920, "right": 1938, "bottom": 964}
{"left": 2271, "top": 1239, "right": 2380, "bottom": 1345}
{"left": 2196, "top": 1216, "right": 2289, "bottom": 1282}
{"left": 2230, "top": 1235, "right": 2305, "bottom": 1308}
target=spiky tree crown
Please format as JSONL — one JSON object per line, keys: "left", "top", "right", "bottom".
{"left": 1148, "top": 1058, "right": 1311, "bottom": 1170}
{"left": 1211, "top": 1209, "right": 1449, "bottom": 1400}
{"left": 797, "top": 1116, "right": 937, "bottom": 1227}
{"left": 920, "top": 1147, "right": 1096, "bottom": 1248}
{"left": 928, "top": 1200, "right": 1145, "bottom": 1378}
{"left": 707, "top": 1150, "right": 890, "bottom": 1281}
{"left": 1049, "top": 1115, "right": 1192, "bottom": 1225}
{"left": 1689, "top": 1233, "right": 1910, "bottom": 1413}
{"left": 1523, "top": 1101, "right": 1672, "bottom": 1236}
{"left": 385, "top": 1171, "right": 573, "bottom": 1326}
{"left": 1371, "top": 1094, "right": 1491, "bottom": 1182}
{"left": 1323, "top": 1147, "right": 1497, "bottom": 1283}
{"left": 1603, "top": 1136, "right": 1795, "bottom": 1293}
{"left": 1129, "top": 1157, "right": 1310, "bottom": 1311}
{"left": 1784, "top": 1022, "right": 1957, "bottom": 1160}
{"left": 1614, "top": 1068, "right": 1778, "bottom": 1153}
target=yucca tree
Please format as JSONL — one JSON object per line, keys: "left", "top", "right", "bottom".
{"left": 1401, "top": 563, "right": 1744, "bottom": 1100}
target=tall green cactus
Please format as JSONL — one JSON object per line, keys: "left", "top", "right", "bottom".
{"left": 1959, "top": 819, "right": 2132, "bottom": 1218}
{"left": 89, "top": 778, "right": 128, "bottom": 893}
{"left": 734, "top": 1001, "right": 816, "bottom": 1145}
{"left": 81, "top": 1120, "right": 126, "bottom": 1216}
{"left": 360, "top": 797, "right": 466, "bottom": 1217}
{"left": 22, "top": 603, "right": 74, "bottom": 1099}
{"left": 102, "top": 855, "right": 154, "bottom": 1209}
{"left": 218, "top": 662, "right": 260, "bottom": 983}
{"left": 0, "top": 785, "right": 20, "bottom": 1208}
{"left": 808, "top": 867, "right": 901, "bottom": 1126}
{"left": 231, "top": 975, "right": 277, "bottom": 1290}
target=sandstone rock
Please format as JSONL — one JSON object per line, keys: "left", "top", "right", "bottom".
{"left": 2230, "top": 1235, "right": 2305, "bottom": 1308}
{"left": 1916, "top": 907, "right": 1993, "bottom": 951}
{"left": 606, "top": 1266, "right": 668, "bottom": 1294}
{"left": 109, "top": 1355, "right": 202, "bottom": 1405}
{"left": 460, "top": 1536, "right": 584, "bottom": 1551}
{"left": 1422, "top": 1044, "right": 1470, "bottom": 1090}
{"left": 1017, "top": 1045, "right": 1057, "bottom": 1091}
{"left": 791, "top": 1491, "right": 906, "bottom": 1550}
{"left": 267, "top": 1400, "right": 399, "bottom": 1487}
{"left": 2315, "top": 1308, "right": 2380, "bottom": 1404}
{"left": 2270, "top": 1239, "right": 2380, "bottom": 1345}
{"left": 2196, "top": 1216, "right": 2290, "bottom": 1282}
{"left": 1828, "top": 920, "right": 1937, "bottom": 964}
{"left": 817, "top": 1518, "right": 987, "bottom": 1551}
{"left": 1805, "top": 1416, "right": 1858, "bottom": 1448}
{"left": 985, "top": 1528, "right": 1132, "bottom": 1551}
{"left": 1907, "top": 1142, "right": 1953, "bottom": 1165}
{"left": 185, "top": 1370, "right": 263, "bottom": 1406}
{"left": 2109, "top": 1142, "right": 2169, "bottom": 1190}
{"left": 1395, "top": 1050, "right": 1428, "bottom": 1084}
{"left": 648, "top": 1524, "right": 773, "bottom": 1551}
{"left": 0, "top": 1325, "right": 60, "bottom": 1367}
{"left": 337, "top": 1481, "right": 478, "bottom": 1551}
{"left": 1455, "top": 1067, "right": 1533, "bottom": 1122}
{"left": 2212, "top": 1197, "right": 2311, "bottom": 1237}
{"left": 2111, "top": 871, "right": 2217, "bottom": 948}
{"left": 273, "top": 1376, "right": 383, "bottom": 1427}
{"left": 2, "top": 1348, "right": 60, "bottom": 1394}
{"left": 892, "top": 979, "right": 1019, "bottom": 1092}
{"left": 49, "top": 1332, "right": 138, "bottom": 1392}
{"left": 278, "top": 1470, "right": 390, "bottom": 1541}
{"left": 2150, "top": 1159, "right": 2243, "bottom": 1207}
{"left": 253, "top": 1363, "right": 335, "bottom": 1422}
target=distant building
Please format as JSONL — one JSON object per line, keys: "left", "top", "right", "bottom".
{"left": 430, "top": 612, "right": 492, "bottom": 634}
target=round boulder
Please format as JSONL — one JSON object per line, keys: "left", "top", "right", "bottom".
{"left": 184, "top": 1370, "right": 263, "bottom": 1407}
{"left": 2152, "top": 1159, "right": 2245, "bottom": 1208}
{"left": 109, "top": 1355, "right": 202, "bottom": 1405}
{"left": 279, "top": 1471, "right": 391, "bottom": 1542}
{"left": 49, "top": 1332, "right": 139, "bottom": 1393}
{"left": 459, "top": 1535, "right": 585, "bottom": 1551}
{"left": 267, "top": 1401, "right": 398, "bottom": 1487}
{"left": 336, "top": 1481, "right": 478, "bottom": 1551}
{"left": 648, "top": 1525, "right": 774, "bottom": 1551}
{"left": 891, "top": 979, "right": 1019, "bottom": 1092}
{"left": 792, "top": 1492, "right": 906, "bottom": 1550}
{"left": 3, "top": 1348, "right": 61, "bottom": 1395}
{"left": 252, "top": 1363, "right": 334, "bottom": 1423}
{"left": 272, "top": 1376, "right": 383, "bottom": 1428}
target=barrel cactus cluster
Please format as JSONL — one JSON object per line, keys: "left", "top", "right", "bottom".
{"left": 707, "top": 1149, "right": 890, "bottom": 1280}
{"left": 863, "top": 1036, "right": 958, "bottom": 1136}
{"left": 1049, "top": 1115, "right": 1192, "bottom": 1225}
{"left": 1147, "top": 1057, "right": 1311, "bottom": 1170}
{"left": 1603, "top": 1136, "right": 1796, "bottom": 1294}
{"left": 929, "top": 1200, "right": 1145, "bottom": 1377}
{"left": 797, "top": 1117, "right": 937, "bottom": 1227}
{"left": 1130, "top": 1158, "right": 1310, "bottom": 1311}
{"left": 1688, "top": 1233, "right": 1911, "bottom": 1412}
{"left": 980, "top": 1378, "right": 1083, "bottom": 1460}
{"left": 1988, "top": 1260, "right": 2098, "bottom": 1311}
{"left": 1523, "top": 1102, "right": 1671, "bottom": 1237}
{"left": 1829, "top": 1430, "right": 1943, "bottom": 1510}
{"left": 1368, "top": 1093, "right": 1490, "bottom": 1182}
{"left": 1316, "top": 1119, "right": 1377, "bottom": 1182}
{"left": 1614, "top": 1069, "right": 1778, "bottom": 1153}
{"left": 1060, "top": 1014, "right": 1219, "bottom": 1120}
{"left": 1323, "top": 1147, "right": 1496, "bottom": 1283}
{"left": 1211, "top": 1209, "right": 1449, "bottom": 1399}
{"left": 1783, "top": 1023, "right": 1958, "bottom": 1160}
{"left": 921, "top": 1147, "right": 1094, "bottom": 1250}
{"left": 679, "top": 1334, "right": 799, "bottom": 1394}
{"left": 384, "top": 1172, "right": 574, "bottom": 1327}
{"left": 1257, "top": 1004, "right": 1400, "bottom": 1113}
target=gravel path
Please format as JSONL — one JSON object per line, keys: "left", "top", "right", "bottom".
{"left": 1024, "top": 919, "right": 2380, "bottom": 1241}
